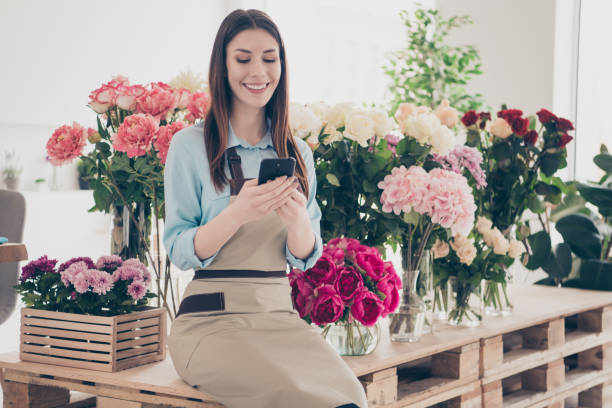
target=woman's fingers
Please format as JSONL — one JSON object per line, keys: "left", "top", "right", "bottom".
{"left": 263, "top": 182, "right": 298, "bottom": 212}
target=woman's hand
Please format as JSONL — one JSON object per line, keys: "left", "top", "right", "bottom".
{"left": 275, "top": 189, "right": 309, "bottom": 231}
{"left": 228, "top": 176, "right": 298, "bottom": 225}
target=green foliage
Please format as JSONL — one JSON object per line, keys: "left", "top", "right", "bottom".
{"left": 384, "top": 7, "right": 486, "bottom": 114}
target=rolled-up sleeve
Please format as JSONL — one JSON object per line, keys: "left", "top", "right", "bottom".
{"left": 163, "top": 132, "right": 218, "bottom": 271}
{"left": 286, "top": 141, "right": 323, "bottom": 271}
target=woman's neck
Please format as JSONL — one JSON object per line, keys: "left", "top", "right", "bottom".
{"left": 229, "top": 103, "right": 267, "bottom": 146}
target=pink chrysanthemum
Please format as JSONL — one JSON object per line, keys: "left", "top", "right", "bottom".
{"left": 127, "top": 280, "right": 147, "bottom": 300}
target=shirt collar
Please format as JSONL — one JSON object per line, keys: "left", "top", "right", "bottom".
{"left": 227, "top": 117, "right": 273, "bottom": 150}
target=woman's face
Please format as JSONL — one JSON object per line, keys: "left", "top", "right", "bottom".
{"left": 225, "top": 28, "right": 282, "bottom": 111}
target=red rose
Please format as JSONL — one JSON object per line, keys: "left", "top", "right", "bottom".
{"left": 511, "top": 117, "right": 529, "bottom": 136}
{"left": 558, "top": 117, "right": 574, "bottom": 132}
{"left": 524, "top": 130, "right": 538, "bottom": 145}
{"left": 497, "top": 109, "right": 523, "bottom": 122}
{"left": 334, "top": 266, "right": 364, "bottom": 301}
{"left": 350, "top": 289, "right": 384, "bottom": 326}
{"left": 537, "top": 108, "right": 558, "bottom": 124}
{"left": 354, "top": 252, "right": 385, "bottom": 281}
{"left": 478, "top": 112, "right": 491, "bottom": 129}
{"left": 310, "top": 285, "right": 344, "bottom": 325}
{"left": 558, "top": 133, "right": 573, "bottom": 148}
{"left": 461, "top": 110, "right": 478, "bottom": 127}
{"left": 304, "top": 256, "right": 336, "bottom": 286}
{"left": 377, "top": 273, "right": 400, "bottom": 317}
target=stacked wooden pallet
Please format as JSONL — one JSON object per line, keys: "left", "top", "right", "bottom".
{"left": 1, "top": 285, "right": 612, "bottom": 407}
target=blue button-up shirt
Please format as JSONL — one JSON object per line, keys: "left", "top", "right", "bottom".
{"left": 163, "top": 118, "right": 323, "bottom": 272}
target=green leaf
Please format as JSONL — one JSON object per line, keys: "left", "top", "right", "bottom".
{"left": 492, "top": 142, "right": 511, "bottom": 161}
{"left": 525, "top": 230, "right": 552, "bottom": 270}
{"left": 577, "top": 182, "right": 612, "bottom": 216}
{"left": 555, "top": 213, "right": 602, "bottom": 259}
{"left": 362, "top": 180, "right": 377, "bottom": 193}
{"left": 550, "top": 192, "right": 586, "bottom": 223}
{"left": 542, "top": 243, "right": 572, "bottom": 280}
{"left": 540, "top": 154, "right": 562, "bottom": 177}
{"left": 535, "top": 182, "right": 561, "bottom": 196}
{"left": 403, "top": 211, "right": 419, "bottom": 226}
{"left": 594, "top": 153, "right": 612, "bottom": 173}
{"left": 325, "top": 174, "right": 340, "bottom": 187}
{"left": 578, "top": 260, "right": 612, "bottom": 290}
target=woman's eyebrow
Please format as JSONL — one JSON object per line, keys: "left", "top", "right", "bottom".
{"left": 233, "top": 48, "right": 278, "bottom": 53}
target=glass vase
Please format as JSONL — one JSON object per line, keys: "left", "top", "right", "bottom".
{"left": 447, "top": 277, "right": 483, "bottom": 328}
{"left": 483, "top": 275, "right": 513, "bottom": 317}
{"left": 110, "top": 202, "right": 151, "bottom": 263}
{"left": 433, "top": 277, "right": 452, "bottom": 321}
{"left": 321, "top": 320, "right": 380, "bottom": 356}
{"left": 416, "top": 250, "right": 434, "bottom": 333}
{"left": 388, "top": 261, "right": 426, "bottom": 342}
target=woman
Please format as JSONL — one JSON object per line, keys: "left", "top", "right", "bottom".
{"left": 163, "top": 9, "right": 368, "bottom": 408}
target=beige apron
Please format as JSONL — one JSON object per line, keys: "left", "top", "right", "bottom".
{"left": 166, "top": 148, "right": 367, "bottom": 408}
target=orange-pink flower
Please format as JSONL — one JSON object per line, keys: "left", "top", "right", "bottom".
{"left": 46, "top": 122, "right": 89, "bottom": 166}
{"left": 136, "top": 82, "right": 178, "bottom": 121}
{"left": 185, "top": 91, "right": 210, "bottom": 122}
{"left": 112, "top": 113, "right": 159, "bottom": 158}
{"left": 155, "top": 121, "right": 186, "bottom": 164}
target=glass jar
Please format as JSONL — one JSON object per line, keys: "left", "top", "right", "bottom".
{"left": 322, "top": 320, "right": 380, "bottom": 356}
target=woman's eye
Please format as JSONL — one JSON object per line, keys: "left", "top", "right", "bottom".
{"left": 237, "top": 59, "right": 249, "bottom": 63}
{"left": 264, "top": 59, "right": 276, "bottom": 63}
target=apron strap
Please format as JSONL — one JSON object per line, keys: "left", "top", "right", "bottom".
{"left": 226, "top": 147, "right": 244, "bottom": 180}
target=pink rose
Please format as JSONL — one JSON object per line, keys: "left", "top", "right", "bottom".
{"left": 112, "top": 113, "right": 159, "bottom": 158}
{"left": 116, "top": 84, "right": 146, "bottom": 111}
{"left": 350, "top": 288, "right": 384, "bottom": 326}
{"left": 290, "top": 273, "right": 314, "bottom": 318}
{"left": 488, "top": 118, "right": 513, "bottom": 139}
{"left": 88, "top": 84, "right": 117, "bottom": 114}
{"left": 354, "top": 252, "right": 385, "bottom": 281}
{"left": 185, "top": 91, "right": 210, "bottom": 122}
{"left": 304, "top": 256, "right": 336, "bottom": 286}
{"left": 334, "top": 266, "right": 364, "bottom": 301}
{"left": 394, "top": 102, "right": 417, "bottom": 123}
{"left": 310, "top": 285, "right": 344, "bottom": 325}
{"left": 175, "top": 88, "right": 191, "bottom": 110}
{"left": 323, "top": 246, "right": 345, "bottom": 266}
{"left": 434, "top": 99, "right": 459, "bottom": 128}
{"left": 155, "top": 121, "right": 186, "bottom": 164}
{"left": 136, "top": 82, "right": 179, "bottom": 121}
{"left": 46, "top": 122, "right": 88, "bottom": 166}
{"left": 377, "top": 273, "right": 400, "bottom": 317}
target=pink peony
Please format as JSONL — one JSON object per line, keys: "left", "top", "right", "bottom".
{"left": 155, "top": 121, "right": 186, "bottom": 164}
{"left": 175, "top": 88, "right": 191, "bottom": 110}
{"left": 354, "top": 252, "right": 385, "bottom": 281}
{"left": 377, "top": 267, "right": 401, "bottom": 317}
{"left": 290, "top": 272, "right": 315, "bottom": 318}
{"left": 136, "top": 82, "right": 178, "bottom": 121}
{"left": 185, "top": 91, "right": 210, "bottom": 122}
{"left": 350, "top": 288, "right": 384, "bottom": 326}
{"left": 322, "top": 246, "right": 345, "bottom": 266}
{"left": 46, "top": 122, "right": 89, "bottom": 166}
{"left": 303, "top": 255, "right": 337, "bottom": 287}
{"left": 112, "top": 113, "right": 159, "bottom": 158}
{"left": 310, "top": 285, "right": 344, "bottom": 325}
{"left": 334, "top": 266, "right": 364, "bottom": 301}
{"left": 127, "top": 280, "right": 147, "bottom": 300}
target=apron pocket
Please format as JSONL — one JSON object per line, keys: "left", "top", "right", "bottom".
{"left": 177, "top": 292, "right": 225, "bottom": 317}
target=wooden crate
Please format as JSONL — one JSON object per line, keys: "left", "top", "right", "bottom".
{"left": 20, "top": 307, "right": 166, "bottom": 372}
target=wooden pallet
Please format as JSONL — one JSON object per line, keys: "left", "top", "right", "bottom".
{"left": 0, "top": 243, "right": 27, "bottom": 263}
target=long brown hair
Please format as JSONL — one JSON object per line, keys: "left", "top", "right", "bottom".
{"left": 204, "top": 9, "right": 309, "bottom": 197}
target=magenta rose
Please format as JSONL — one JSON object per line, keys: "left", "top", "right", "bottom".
{"left": 112, "top": 113, "right": 159, "bottom": 158}
{"left": 377, "top": 272, "right": 400, "bottom": 317}
{"left": 290, "top": 273, "right": 314, "bottom": 318}
{"left": 310, "top": 285, "right": 344, "bottom": 325}
{"left": 354, "top": 252, "right": 385, "bottom": 281}
{"left": 334, "top": 266, "right": 364, "bottom": 301}
{"left": 155, "top": 121, "right": 186, "bottom": 164}
{"left": 304, "top": 255, "right": 336, "bottom": 286}
{"left": 350, "top": 288, "right": 384, "bottom": 326}
{"left": 46, "top": 122, "right": 89, "bottom": 166}
{"left": 323, "top": 246, "right": 345, "bottom": 266}
{"left": 136, "top": 82, "right": 179, "bottom": 121}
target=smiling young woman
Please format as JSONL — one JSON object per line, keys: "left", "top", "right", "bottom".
{"left": 162, "top": 9, "right": 367, "bottom": 408}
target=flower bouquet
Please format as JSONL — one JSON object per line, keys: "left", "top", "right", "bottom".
{"left": 44, "top": 73, "right": 210, "bottom": 319}
{"left": 289, "top": 238, "right": 401, "bottom": 356}
{"left": 14, "top": 255, "right": 164, "bottom": 371}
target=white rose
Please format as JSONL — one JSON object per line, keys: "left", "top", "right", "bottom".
{"left": 432, "top": 239, "right": 450, "bottom": 259}
{"left": 309, "top": 101, "right": 330, "bottom": 122}
{"left": 322, "top": 123, "right": 343, "bottom": 145}
{"left": 328, "top": 102, "right": 356, "bottom": 129}
{"left": 508, "top": 240, "right": 526, "bottom": 259}
{"left": 369, "top": 108, "right": 395, "bottom": 138}
{"left": 344, "top": 110, "right": 376, "bottom": 147}
{"left": 430, "top": 125, "right": 455, "bottom": 155}
{"left": 491, "top": 229, "right": 510, "bottom": 255}
{"left": 403, "top": 112, "right": 440, "bottom": 145}
{"left": 457, "top": 242, "right": 477, "bottom": 265}
{"left": 289, "top": 103, "right": 322, "bottom": 141}
{"left": 476, "top": 216, "right": 493, "bottom": 235}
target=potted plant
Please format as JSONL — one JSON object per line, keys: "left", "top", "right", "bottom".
{"left": 76, "top": 158, "right": 91, "bottom": 190}
{"left": 2, "top": 150, "right": 23, "bottom": 190}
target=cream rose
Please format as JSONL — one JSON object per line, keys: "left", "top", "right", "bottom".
{"left": 402, "top": 112, "right": 440, "bottom": 145}
{"left": 369, "top": 108, "right": 395, "bottom": 138}
{"left": 344, "top": 110, "right": 376, "bottom": 147}
{"left": 434, "top": 99, "right": 459, "bottom": 128}
{"left": 451, "top": 234, "right": 477, "bottom": 265}
{"left": 394, "top": 102, "right": 417, "bottom": 123}
{"left": 488, "top": 118, "right": 513, "bottom": 139}
{"left": 289, "top": 103, "right": 322, "bottom": 141}
{"left": 322, "top": 123, "right": 343, "bottom": 145}
{"left": 508, "top": 240, "right": 526, "bottom": 259}
{"left": 490, "top": 229, "right": 510, "bottom": 255}
{"left": 429, "top": 125, "right": 455, "bottom": 155}
{"left": 432, "top": 239, "right": 450, "bottom": 259}
{"left": 476, "top": 216, "right": 493, "bottom": 235}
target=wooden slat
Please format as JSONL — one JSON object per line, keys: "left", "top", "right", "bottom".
{"left": 391, "top": 378, "right": 480, "bottom": 408}
{"left": 22, "top": 334, "right": 112, "bottom": 352}
{"left": 21, "top": 325, "right": 112, "bottom": 342}
{"left": 116, "top": 317, "right": 160, "bottom": 332}
{"left": 114, "top": 308, "right": 163, "bottom": 323}
{"left": 116, "top": 326, "right": 159, "bottom": 341}
{"left": 18, "top": 352, "right": 113, "bottom": 371}
{"left": 0, "top": 243, "right": 28, "bottom": 262}
{"left": 115, "top": 344, "right": 160, "bottom": 360}
{"left": 116, "top": 335, "right": 160, "bottom": 350}
{"left": 22, "top": 307, "right": 114, "bottom": 325}
{"left": 23, "top": 317, "right": 114, "bottom": 334}
{"left": 21, "top": 343, "right": 112, "bottom": 362}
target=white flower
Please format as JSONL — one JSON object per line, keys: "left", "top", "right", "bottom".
{"left": 508, "top": 240, "right": 526, "bottom": 259}
{"left": 343, "top": 110, "right": 376, "bottom": 147}
{"left": 484, "top": 228, "right": 510, "bottom": 255}
{"left": 476, "top": 216, "right": 493, "bottom": 235}
{"left": 451, "top": 234, "right": 477, "bottom": 266}
{"left": 289, "top": 103, "right": 323, "bottom": 141}
{"left": 432, "top": 239, "right": 450, "bottom": 259}
{"left": 308, "top": 101, "right": 330, "bottom": 122}
{"left": 369, "top": 108, "right": 395, "bottom": 138}
{"left": 430, "top": 125, "right": 455, "bottom": 155}
{"left": 322, "top": 123, "right": 343, "bottom": 145}
{"left": 403, "top": 112, "right": 440, "bottom": 145}
{"left": 168, "top": 69, "right": 206, "bottom": 92}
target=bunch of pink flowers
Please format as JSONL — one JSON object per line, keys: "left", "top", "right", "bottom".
{"left": 432, "top": 145, "right": 487, "bottom": 190}
{"left": 378, "top": 165, "right": 476, "bottom": 236}
{"left": 289, "top": 238, "right": 401, "bottom": 327}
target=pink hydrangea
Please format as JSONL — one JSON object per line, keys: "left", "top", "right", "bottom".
{"left": 46, "top": 122, "right": 89, "bottom": 166}
{"left": 432, "top": 145, "right": 487, "bottom": 189}
{"left": 136, "top": 82, "right": 178, "bottom": 121}
{"left": 379, "top": 165, "right": 476, "bottom": 236}
{"left": 112, "top": 113, "right": 159, "bottom": 158}
{"left": 155, "top": 121, "right": 186, "bottom": 164}
{"left": 185, "top": 91, "right": 210, "bottom": 122}
{"left": 127, "top": 280, "right": 147, "bottom": 300}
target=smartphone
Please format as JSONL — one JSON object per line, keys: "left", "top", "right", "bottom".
{"left": 258, "top": 158, "right": 296, "bottom": 185}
